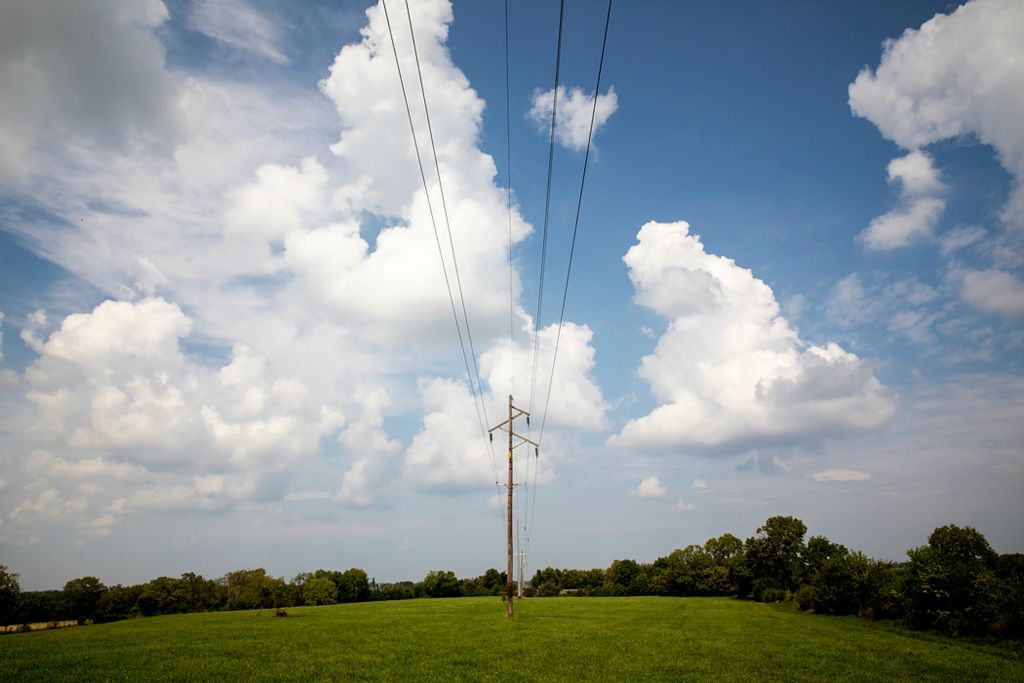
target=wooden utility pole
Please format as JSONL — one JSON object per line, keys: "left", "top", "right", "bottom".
{"left": 489, "top": 394, "right": 536, "bottom": 618}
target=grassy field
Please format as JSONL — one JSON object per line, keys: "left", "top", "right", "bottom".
{"left": 2, "top": 597, "right": 1021, "bottom": 681}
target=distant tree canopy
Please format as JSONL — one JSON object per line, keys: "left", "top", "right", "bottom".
{"left": 0, "top": 565, "right": 20, "bottom": 624}
{"left": 421, "top": 571, "right": 460, "bottom": 598}
{"left": 528, "top": 517, "right": 1022, "bottom": 640}
{"left": 223, "top": 569, "right": 284, "bottom": 611}
{"left": 303, "top": 577, "right": 337, "bottom": 606}
{"left": 3, "top": 519, "right": 1020, "bottom": 641}
{"left": 62, "top": 577, "right": 105, "bottom": 625}
{"left": 903, "top": 524, "right": 1003, "bottom": 636}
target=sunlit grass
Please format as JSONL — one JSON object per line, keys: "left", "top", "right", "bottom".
{"left": 2, "top": 597, "right": 1021, "bottom": 681}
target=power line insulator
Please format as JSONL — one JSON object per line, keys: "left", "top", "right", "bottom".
{"left": 489, "top": 432, "right": 493, "bottom": 443}
{"left": 526, "top": 415, "right": 530, "bottom": 427}
{"left": 535, "top": 446, "right": 539, "bottom": 458}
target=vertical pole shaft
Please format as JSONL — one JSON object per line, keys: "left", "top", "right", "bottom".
{"left": 507, "top": 394, "right": 514, "bottom": 618}
{"left": 519, "top": 550, "right": 524, "bottom": 598}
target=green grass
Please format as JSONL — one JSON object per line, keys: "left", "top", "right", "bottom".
{"left": 2, "top": 597, "right": 1021, "bottom": 681}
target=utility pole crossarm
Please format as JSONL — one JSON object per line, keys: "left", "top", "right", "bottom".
{"left": 487, "top": 408, "right": 529, "bottom": 435}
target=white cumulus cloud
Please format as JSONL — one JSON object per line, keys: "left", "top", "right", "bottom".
{"left": 403, "top": 377, "right": 498, "bottom": 492}
{"left": 849, "top": 0, "right": 1024, "bottom": 228}
{"left": 528, "top": 85, "right": 617, "bottom": 152}
{"left": 859, "top": 196, "right": 946, "bottom": 251}
{"left": 634, "top": 476, "right": 667, "bottom": 498}
{"left": 610, "top": 220, "right": 894, "bottom": 452}
{"left": 336, "top": 388, "right": 401, "bottom": 508}
{"left": 23, "top": 297, "right": 343, "bottom": 494}
{"left": 887, "top": 149, "right": 945, "bottom": 196}
{"left": 858, "top": 150, "right": 946, "bottom": 251}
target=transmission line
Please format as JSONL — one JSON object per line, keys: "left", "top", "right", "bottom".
{"left": 402, "top": 1, "right": 491, "bottom": 436}
{"left": 402, "top": 0, "right": 494, "bottom": 438}
{"left": 504, "top": 0, "right": 530, "bottom": 549}
{"left": 518, "top": 0, "right": 566, "bottom": 593}
{"left": 527, "top": 0, "right": 565, "bottom": 423}
{"left": 527, "top": 0, "right": 614, "bottom": 577}
{"left": 505, "top": 0, "right": 515, "bottom": 409}
{"left": 537, "top": 0, "right": 613, "bottom": 445}
{"left": 381, "top": 0, "right": 499, "bottom": 488}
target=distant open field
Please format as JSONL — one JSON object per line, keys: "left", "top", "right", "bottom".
{"left": 2, "top": 597, "right": 1021, "bottom": 681}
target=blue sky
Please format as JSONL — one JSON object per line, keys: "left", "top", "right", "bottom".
{"left": 1, "top": 0, "right": 1022, "bottom": 591}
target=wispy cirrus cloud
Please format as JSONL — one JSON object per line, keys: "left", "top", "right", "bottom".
{"left": 189, "top": 0, "right": 290, "bottom": 64}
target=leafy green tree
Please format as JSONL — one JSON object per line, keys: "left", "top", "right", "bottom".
{"left": 749, "top": 577, "right": 785, "bottom": 603}
{"left": 94, "top": 584, "right": 142, "bottom": 622}
{"left": 138, "top": 576, "right": 185, "bottom": 616}
{"left": 604, "top": 559, "right": 642, "bottom": 595}
{"left": 304, "top": 570, "right": 342, "bottom": 600}
{"left": 530, "top": 567, "right": 562, "bottom": 595}
{"left": 810, "top": 550, "right": 871, "bottom": 615}
{"left": 15, "top": 591, "right": 62, "bottom": 624}
{"left": 537, "top": 581, "right": 562, "bottom": 597}
{"left": 421, "top": 570, "right": 461, "bottom": 598}
{"left": 303, "top": 577, "right": 337, "bottom": 606}
{"left": 0, "top": 565, "right": 20, "bottom": 624}
{"left": 801, "top": 536, "right": 848, "bottom": 584}
{"left": 994, "top": 553, "right": 1024, "bottom": 637}
{"left": 61, "top": 576, "right": 106, "bottom": 624}
{"left": 861, "top": 560, "right": 904, "bottom": 620}
{"left": 177, "top": 572, "right": 224, "bottom": 612}
{"left": 745, "top": 516, "right": 807, "bottom": 592}
{"left": 698, "top": 564, "right": 732, "bottom": 595}
{"left": 904, "top": 524, "right": 999, "bottom": 635}
{"left": 373, "top": 582, "right": 415, "bottom": 600}
{"left": 728, "top": 551, "right": 755, "bottom": 598}
{"left": 650, "top": 552, "right": 684, "bottom": 597}
{"left": 704, "top": 533, "right": 744, "bottom": 564}
{"left": 337, "top": 568, "right": 370, "bottom": 603}
{"left": 651, "top": 548, "right": 699, "bottom": 596}
{"left": 222, "top": 568, "right": 284, "bottom": 611}
{"left": 479, "top": 568, "right": 506, "bottom": 595}
{"left": 928, "top": 524, "right": 998, "bottom": 566}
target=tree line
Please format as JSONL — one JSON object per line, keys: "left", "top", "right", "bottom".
{"left": 529, "top": 517, "right": 1023, "bottom": 639}
{"left": 0, "top": 564, "right": 511, "bottom": 628}
{"left": 2, "top": 516, "right": 1020, "bottom": 639}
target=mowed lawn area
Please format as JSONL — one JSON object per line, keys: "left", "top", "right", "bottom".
{"left": 2, "top": 597, "right": 1022, "bottom": 681}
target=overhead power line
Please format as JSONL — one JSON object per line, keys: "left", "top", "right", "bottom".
{"left": 527, "top": 0, "right": 614, "bottom": 580}
{"left": 381, "top": 0, "right": 499, "bottom": 488}
{"left": 520, "top": 0, "right": 566, "bottom": 592}
{"left": 505, "top": 0, "right": 515, "bottom": 405}
{"left": 527, "top": 0, "right": 565, "bottom": 423}
{"left": 537, "top": 0, "right": 613, "bottom": 445}
{"left": 402, "top": 0, "right": 491, "bottom": 436}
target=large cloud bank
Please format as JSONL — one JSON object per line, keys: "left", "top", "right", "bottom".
{"left": 0, "top": 0, "right": 610, "bottom": 546}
